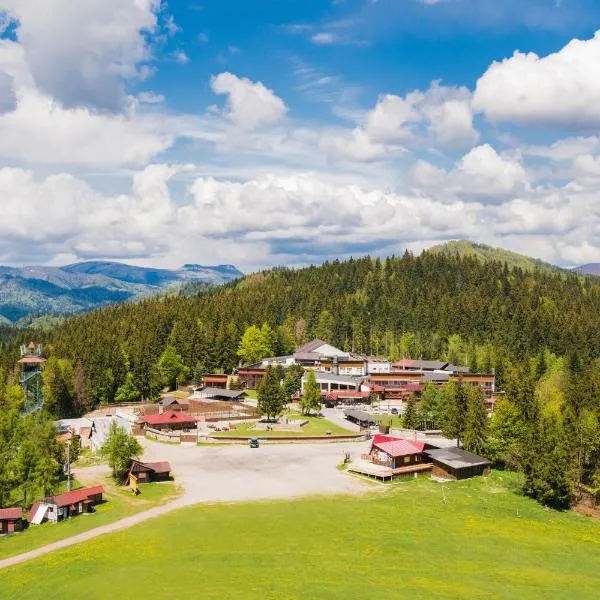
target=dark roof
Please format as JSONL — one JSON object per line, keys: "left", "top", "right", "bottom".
{"left": 159, "top": 396, "right": 188, "bottom": 406}
{"left": 199, "top": 387, "right": 246, "bottom": 399}
{"left": 425, "top": 447, "right": 491, "bottom": 469}
{"left": 130, "top": 460, "right": 172, "bottom": 475}
{"left": 0, "top": 507, "right": 23, "bottom": 520}
{"left": 295, "top": 339, "right": 329, "bottom": 354}
{"left": 343, "top": 409, "right": 375, "bottom": 424}
{"left": 446, "top": 364, "right": 470, "bottom": 374}
{"left": 393, "top": 359, "right": 449, "bottom": 371}
{"left": 422, "top": 371, "right": 451, "bottom": 383}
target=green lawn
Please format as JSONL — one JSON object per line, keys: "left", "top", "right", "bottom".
{"left": 0, "top": 478, "right": 180, "bottom": 560}
{"left": 211, "top": 413, "right": 354, "bottom": 437}
{"left": 373, "top": 413, "right": 404, "bottom": 428}
{"left": 2, "top": 472, "right": 600, "bottom": 599}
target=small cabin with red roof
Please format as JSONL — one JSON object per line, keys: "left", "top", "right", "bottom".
{"left": 28, "top": 486, "right": 104, "bottom": 524}
{"left": 0, "top": 508, "right": 25, "bottom": 534}
{"left": 368, "top": 435, "right": 431, "bottom": 469}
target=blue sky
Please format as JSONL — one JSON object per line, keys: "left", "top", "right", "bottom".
{"left": 1, "top": 0, "right": 600, "bottom": 271}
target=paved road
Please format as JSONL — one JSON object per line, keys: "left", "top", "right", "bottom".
{"left": 0, "top": 439, "right": 370, "bottom": 571}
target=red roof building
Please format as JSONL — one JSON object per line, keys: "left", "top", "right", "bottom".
{"left": 0, "top": 508, "right": 24, "bottom": 534}
{"left": 28, "top": 486, "right": 104, "bottom": 524}
{"left": 369, "top": 435, "right": 428, "bottom": 469}
{"left": 142, "top": 411, "right": 198, "bottom": 430}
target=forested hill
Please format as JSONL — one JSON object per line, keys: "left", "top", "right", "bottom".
{"left": 2, "top": 251, "right": 600, "bottom": 417}
{"left": 427, "top": 240, "right": 566, "bottom": 275}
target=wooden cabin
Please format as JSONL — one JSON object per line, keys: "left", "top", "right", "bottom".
{"left": 127, "top": 460, "right": 172, "bottom": 484}
{"left": 28, "top": 486, "right": 104, "bottom": 524}
{"left": 0, "top": 508, "right": 25, "bottom": 534}
{"left": 425, "top": 447, "right": 491, "bottom": 480}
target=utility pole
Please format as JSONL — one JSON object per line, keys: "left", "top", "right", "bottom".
{"left": 66, "top": 439, "right": 72, "bottom": 492}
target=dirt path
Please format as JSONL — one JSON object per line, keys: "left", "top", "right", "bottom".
{"left": 0, "top": 439, "right": 369, "bottom": 571}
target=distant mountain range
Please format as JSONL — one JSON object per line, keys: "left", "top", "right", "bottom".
{"left": 0, "top": 261, "right": 243, "bottom": 325}
{"left": 573, "top": 264, "right": 600, "bottom": 276}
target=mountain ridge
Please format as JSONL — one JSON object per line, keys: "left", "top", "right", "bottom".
{"left": 0, "top": 260, "right": 243, "bottom": 324}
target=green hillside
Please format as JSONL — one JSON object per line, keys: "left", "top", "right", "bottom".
{"left": 3, "top": 473, "right": 600, "bottom": 600}
{"left": 426, "top": 240, "right": 565, "bottom": 275}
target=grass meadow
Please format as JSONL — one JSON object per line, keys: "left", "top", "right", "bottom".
{"left": 2, "top": 472, "right": 600, "bottom": 599}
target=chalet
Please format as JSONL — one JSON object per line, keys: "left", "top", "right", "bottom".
{"left": 450, "top": 373, "right": 495, "bottom": 399}
{"left": 367, "top": 435, "right": 430, "bottom": 469}
{"left": 237, "top": 368, "right": 265, "bottom": 390}
{"left": 202, "top": 374, "right": 229, "bottom": 389}
{"left": 348, "top": 435, "right": 436, "bottom": 480}
{"left": 127, "top": 460, "right": 172, "bottom": 484}
{"left": 194, "top": 387, "right": 247, "bottom": 401}
{"left": 0, "top": 508, "right": 25, "bottom": 534}
{"left": 142, "top": 411, "right": 198, "bottom": 431}
{"left": 28, "top": 486, "right": 104, "bottom": 524}
{"left": 425, "top": 447, "right": 491, "bottom": 480}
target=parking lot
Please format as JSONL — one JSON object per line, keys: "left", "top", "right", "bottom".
{"left": 140, "top": 438, "right": 371, "bottom": 506}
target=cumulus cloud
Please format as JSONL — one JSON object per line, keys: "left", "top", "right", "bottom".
{"left": 4, "top": 163, "right": 598, "bottom": 269}
{"left": 0, "top": 0, "right": 162, "bottom": 110}
{"left": 210, "top": 72, "right": 288, "bottom": 131}
{"left": 0, "top": 40, "right": 174, "bottom": 167}
{"left": 411, "top": 144, "right": 529, "bottom": 203}
{"left": 323, "top": 82, "right": 478, "bottom": 162}
{"left": 473, "top": 31, "right": 600, "bottom": 127}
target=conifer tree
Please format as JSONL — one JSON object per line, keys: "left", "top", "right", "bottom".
{"left": 463, "top": 385, "right": 488, "bottom": 455}
{"left": 300, "top": 370, "right": 321, "bottom": 415}
{"left": 257, "top": 366, "right": 286, "bottom": 421}
{"left": 403, "top": 397, "right": 420, "bottom": 430}
{"left": 442, "top": 380, "right": 468, "bottom": 446}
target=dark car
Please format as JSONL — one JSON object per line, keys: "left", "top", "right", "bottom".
{"left": 249, "top": 438, "right": 260, "bottom": 448}
{"left": 391, "top": 408, "right": 399, "bottom": 415}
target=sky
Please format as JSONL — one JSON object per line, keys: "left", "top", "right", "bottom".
{"left": 1, "top": 1, "right": 600, "bottom": 271}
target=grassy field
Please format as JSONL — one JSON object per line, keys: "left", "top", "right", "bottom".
{"left": 211, "top": 413, "right": 354, "bottom": 437}
{"left": 0, "top": 478, "right": 179, "bottom": 560}
{"left": 2, "top": 472, "right": 600, "bottom": 599}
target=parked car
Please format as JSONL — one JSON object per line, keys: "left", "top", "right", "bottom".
{"left": 391, "top": 408, "right": 399, "bottom": 415}
{"left": 249, "top": 438, "right": 260, "bottom": 448}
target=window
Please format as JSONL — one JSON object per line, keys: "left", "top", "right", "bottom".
{"left": 404, "top": 456, "right": 410, "bottom": 463}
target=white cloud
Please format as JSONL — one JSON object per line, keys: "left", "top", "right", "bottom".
{"left": 473, "top": 31, "right": 600, "bottom": 127}
{"left": 325, "top": 83, "right": 478, "bottom": 162}
{"left": 210, "top": 72, "right": 288, "bottom": 131}
{"left": 137, "top": 91, "right": 165, "bottom": 104}
{"left": 319, "top": 127, "right": 388, "bottom": 163}
{"left": 0, "top": 0, "right": 162, "bottom": 110}
{"left": 524, "top": 137, "right": 600, "bottom": 161}
{"left": 311, "top": 32, "right": 338, "bottom": 44}
{"left": 412, "top": 144, "right": 529, "bottom": 203}
{"left": 364, "top": 92, "right": 422, "bottom": 144}
{"left": 172, "top": 50, "right": 189, "bottom": 64}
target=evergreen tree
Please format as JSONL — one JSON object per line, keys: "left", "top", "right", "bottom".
{"left": 283, "top": 365, "right": 303, "bottom": 400}
{"left": 314, "top": 309, "right": 334, "bottom": 342}
{"left": 441, "top": 380, "right": 468, "bottom": 446}
{"left": 42, "top": 357, "right": 76, "bottom": 417}
{"left": 403, "top": 397, "right": 420, "bottom": 430}
{"left": 257, "top": 366, "right": 286, "bottom": 421}
{"left": 114, "top": 372, "right": 140, "bottom": 403}
{"left": 419, "top": 382, "right": 441, "bottom": 429}
{"left": 300, "top": 370, "right": 321, "bottom": 415}
{"left": 463, "top": 385, "right": 488, "bottom": 455}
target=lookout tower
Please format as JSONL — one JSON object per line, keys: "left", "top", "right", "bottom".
{"left": 18, "top": 341, "right": 46, "bottom": 413}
